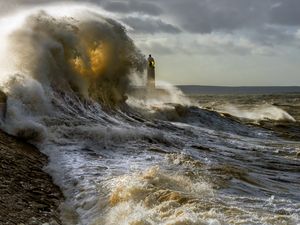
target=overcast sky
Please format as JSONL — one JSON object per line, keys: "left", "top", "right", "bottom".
{"left": 1, "top": 0, "right": 300, "bottom": 86}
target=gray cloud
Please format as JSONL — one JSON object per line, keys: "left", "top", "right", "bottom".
{"left": 122, "top": 17, "right": 181, "bottom": 34}
{"left": 155, "top": 0, "right": 270, "bottom": 33}
{"left": 270, "top": 0, "right": 300, "bottom": 26}
{"left": 1, "top": 0, "right": 300, "bottom": 52}
{"left": 138, "top": 41, "right": 175, "bottom": 55}
{"left": 0, "top": 0, "right": 103, "bottom": 15}
{"left": 102, "top": 0, "right": 162, "bottom": 16}
{"left": 2, "top": 0, "right": 300, "bottom": 30}
{"left": 136, "top": 32, "right": 276, "bottom": 57}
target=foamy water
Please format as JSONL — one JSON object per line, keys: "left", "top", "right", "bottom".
{"left": 0, "top": 5, "right": 299, "bottom": 225}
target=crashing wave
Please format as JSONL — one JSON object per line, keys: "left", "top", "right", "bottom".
{"left": 1, "top": 9, "right": 145, "bottom": 106}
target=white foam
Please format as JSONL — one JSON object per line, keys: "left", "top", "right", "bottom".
{"left": 220, "top": 104, "right": 296, "bottom": 122}
{"left": 127, "top": 80, "right": 192, "bottom": 114}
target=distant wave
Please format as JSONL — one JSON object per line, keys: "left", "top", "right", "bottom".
{"left": 218, "top": 104, "right": 296, "bottom": 122}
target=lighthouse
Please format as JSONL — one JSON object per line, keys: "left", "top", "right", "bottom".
{"left": 147, "top": 54, "right": 155, "bottom": 89}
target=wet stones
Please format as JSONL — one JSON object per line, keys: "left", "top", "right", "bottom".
{"left": 0, "top": 89, "right": 7, "bottom": 119}
{"left": 0, "top": 131, "right": 63, "bottom": 225}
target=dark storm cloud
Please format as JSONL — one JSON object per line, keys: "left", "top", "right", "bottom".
{"left": 270, "top": 0, "right": 300, "bottom": 26}
{"left": 1, "top": 0, "right": 300, "bottom": 46}
{"left": 122, "top": 17, "right": 181, "bottom": 34}
{"left": 102, "top": 0, "right": 162, "bottom": 16}
{"left": 2, "top": 0, "right": 300, "bottom": 31}
{"left": 155, "top": 0, "right": 270, "bottom": 33}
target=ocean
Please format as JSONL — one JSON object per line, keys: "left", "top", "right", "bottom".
{"left": 0, "top": 6, "right": 299, "bottom": 225}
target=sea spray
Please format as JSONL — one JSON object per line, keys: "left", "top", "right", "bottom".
{"left": 0, "top": 8, "right": 146, "bottom": 139}
{"left": 1, "top": 9, "right": 145, "bottom": 108}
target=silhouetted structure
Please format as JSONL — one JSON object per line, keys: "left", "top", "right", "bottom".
{"left": 147, "top": 54, "right": 155, "bottom": 89}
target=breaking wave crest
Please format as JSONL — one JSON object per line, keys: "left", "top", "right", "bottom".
{"left": 0, "top": 7, "right": 146, "bottom": 140}
{"left": 219, "top": 104, "right": 296, "bottom": 122}
{"left": 2, "top": 9, "right": 145, "bottom": 106}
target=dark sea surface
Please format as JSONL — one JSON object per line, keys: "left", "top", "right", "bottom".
{"left": 4, "top": 84, "right": 300, "bottom": 224}
{"left": 178, "top": 85, "right": 300, "bottom": 95}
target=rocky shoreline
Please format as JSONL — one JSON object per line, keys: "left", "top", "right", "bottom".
{"left": 0, "top": 130, "right": 63, "bottom": 225}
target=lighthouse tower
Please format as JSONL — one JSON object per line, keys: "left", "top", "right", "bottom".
{"left": 147, "top": 54, "right": 155, "bottom": 89}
